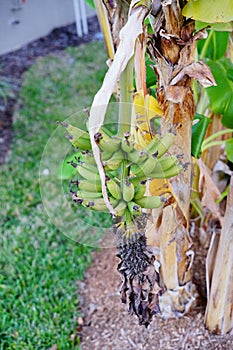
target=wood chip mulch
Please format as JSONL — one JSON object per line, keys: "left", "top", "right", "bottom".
{"left": 77, "top": 233, "right": 233, "bottom": 350}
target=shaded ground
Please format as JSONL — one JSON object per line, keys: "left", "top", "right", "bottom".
{"left": 78, "top": 232, "right": 233, "bottom": 350}
{"left": 0, "top": 15, "right": 101, "bottom": 164}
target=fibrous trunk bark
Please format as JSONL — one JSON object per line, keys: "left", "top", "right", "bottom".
{"left": 147, "top": 0, "right": 196, "bottom": 317}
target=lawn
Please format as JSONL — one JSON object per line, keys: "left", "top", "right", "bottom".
{"left": 0, "top": 41, "right": 109, "bottom": 350}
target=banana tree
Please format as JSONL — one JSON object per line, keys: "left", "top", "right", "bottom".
{"left": 63, "top": 0, "right": 233, "bottom": 333}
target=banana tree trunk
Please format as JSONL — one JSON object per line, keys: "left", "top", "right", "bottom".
{"left": 147, "top": 0, "right": 196, "bottom": 317}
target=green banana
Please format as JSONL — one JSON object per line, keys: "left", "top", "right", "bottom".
{"left": 148, "top": 132, "right": 175, "bottom": 158}
{"left": 134, "top": 180, "right": 147, "bottom": 200}
{"left": 121, "top": 137, "right": 134, "bottom": 153}
{"left": 101, "top": 150, "right": 114, "bottom": 161}
{"left": 143, "top": 134, "right": 161, "bottom": 153}
{"left": 150, "top": 164, "right": 183, "bottom": 179}
{"left": 95, "top": 131, "right": 121, "bottom": 153}
{"left": 155, "top": 155, "right": 179, "bottom": 172}
{"left": 85, "top": 198, "right": 107, "bottom": 211}
{"left": 135, "top": 195, "right": 162, "bottom": 209}
{"left": 122, "top": 179, "right": 135, "bottom": 202}
{"left": 76, "top": 164, "right": 100, "bottom": 183}
{"left": 103, "top": 150, "right": 125, "bottom": 170}
{"left": 78, "top": 180, "right": 102, "bottom": 192}
{"left": 82, "top": 151, "right": 96, "bottom": 165}
{"left": 127, "top": 148, "right": 141, "bottom": 163}
{"left": 127, "top": 149, "right": 148, "bottom": 165}
{"left": 128, "top": 201, "right": 142, "bottom": 216}
{"left": 59, "top": 122, "right": 91, "bottom": 150}
{"left": 106, "top": 178, "right": 122, "bottom": 200}
{"left": 113, "top": 200, "right": 127, "bottom": 216}
{"left": 129, "top": 176, "right": 147, "bottom": 187}
{"left": 130, "top": 157, "right": 157, "bottom": 177}
{"left": 77, "top": 190, "right": 103, "bottom": 199}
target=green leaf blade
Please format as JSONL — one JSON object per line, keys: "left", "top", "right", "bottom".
{"left": 191, "top": 114, "right": 211, "bottom": 158}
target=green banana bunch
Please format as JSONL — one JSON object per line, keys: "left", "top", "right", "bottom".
{"left": 59, "top": 122, "right": 91, "bottom": 151}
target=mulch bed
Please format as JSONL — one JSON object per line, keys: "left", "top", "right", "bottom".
{"left": 77, "top": 232, "right": 233, "bottom": 350}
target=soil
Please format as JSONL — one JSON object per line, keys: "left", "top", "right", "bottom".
{"left": 77, "top": 231, "right": 233, "bottom": 350}
{"left": 1, "top": 15, "right": 232, "bottom": 350}
{"left": 0, "top": 15, "right": 101, "bottom": 164}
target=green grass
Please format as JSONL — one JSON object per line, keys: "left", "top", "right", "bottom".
{"left": 0, "top": 41, "right": 109, "bottom": 350}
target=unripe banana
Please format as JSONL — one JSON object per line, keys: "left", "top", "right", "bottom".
{"left": 82, "top": 151, "right": 96, "bottom": 165}
{"left": 77, "top": 190, "right": 103, "bottom": 200}
{"left": 78, "top": 180, "right": 101, "bottom": 192}
{"left": 129, "top": 176, "right": 147, "bottom": 187}
{"left": 135, "top": 195, "right": 162, "bottom": 209}
{"left": 95, "top": 131, "right": 121, "bottom": 153}
{"left": 103, "top": 150, "right": 125, "bottom": 170}
{"left": 149, "top": 163, "right": 183, "bottom": 179}
{"left": 113, "top": 200, "right": 127, "bottom": 216}
{"left": 121, "top": 138, "right": 134, "bottom": 153}
{"left": 143, "top": 134, "right": 160, "bottom": 153}
{"left": 59, "top": 122, "right": 91, "bottom": 150}
{"left": 85, "top": 198, "right": 108, "bottom": 211}
{"left": 106, "top": 178, "right": 122, "bottom": 200}
{"left": 76, "top": 164, "right": 100, "bottom": 183}
{"left": 130, "top": 157, "right": 156, "bottom": 177}
{"left": 148, "top": 132, "right": 175, "bottom": 158}
{"left": 122, "top": 179, "right": 135, "bottom": 202}
{"left": 155, "top": 155, "right": 179, "bottom": 172}
{"left": 101, "top": 150, "right": 114, "bottom": 161}
{"left": 134, "top": 180, "right": 147, "bottom": 200}
{"left": 127, "top": 149, "right": 141, "bottom": 163}
{"left": 128, "top": 201, "right": 142, "bottom": 216}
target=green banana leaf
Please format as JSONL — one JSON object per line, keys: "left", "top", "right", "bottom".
{"left": 84, "top": 0, "right": 95, "bottom": 8}
{"left": 182, "top": 0, "right": 233, "bottom": 23}
{"left": 191, "top": 114, "right": 211, "bottom": 158}
{"left": 197, "top": 31, "right": 229, "bottom": 60}
{"left": 146, "top": 55, "right": 157, "bottom": 88}
{"left": 206, "top": 58, "right": 233, "bottom": 128}
{"left": 226, "top": 138, "right": 233, "bottom": 162}
{"left": 195, "top": 21, "right": 233, "bottom": 32}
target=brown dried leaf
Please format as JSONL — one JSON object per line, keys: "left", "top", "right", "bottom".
{"left": 198, "top": 159, "right": 223, "bottom": 224}
{"left": 170, "top": 61, "right": 217, "bottom": 88}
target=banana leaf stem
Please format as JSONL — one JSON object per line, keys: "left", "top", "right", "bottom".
{"left": 200, "top": 30, "right": 214, "bottom": 61}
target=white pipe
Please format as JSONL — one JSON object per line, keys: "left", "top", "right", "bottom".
{"left": 73, "top": 0, "right": 82, "bottom": 37}
{"left": 79, "top": 0, "right": 88, "bottom": 35}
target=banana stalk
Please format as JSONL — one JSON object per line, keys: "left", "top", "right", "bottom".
{"left": 147, "top": 1, "right": 198, "bottom": 318}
